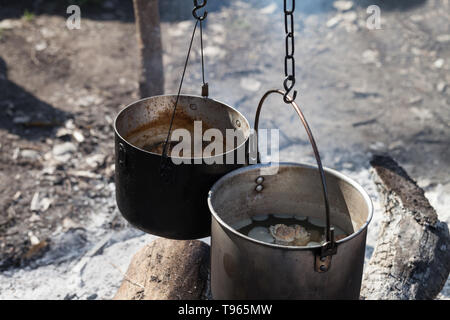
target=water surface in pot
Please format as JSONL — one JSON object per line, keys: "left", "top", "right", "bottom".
{"left": 233, "top": 214, "right": 348, "bottom": 247}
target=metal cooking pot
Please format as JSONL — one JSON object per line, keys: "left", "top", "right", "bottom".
{"left": 114, "top": 94, "right": 250, "bottom": 239}
{"left": 208, "top": 90, "right": 373, "bottom": 299}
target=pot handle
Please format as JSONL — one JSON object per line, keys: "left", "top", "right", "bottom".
{"left": 254, "top": 89, "right": 337, "bottom": 269}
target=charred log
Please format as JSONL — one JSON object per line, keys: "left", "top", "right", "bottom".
{"left": 113, "top": 238, "right": 210, "bottom": 300}
{"left": 361, "top": 155, "right": 450, "bottom": 300}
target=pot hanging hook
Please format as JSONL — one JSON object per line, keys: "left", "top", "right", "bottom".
{"left": 193, "top": 0, "right": 208, "bottom": 21}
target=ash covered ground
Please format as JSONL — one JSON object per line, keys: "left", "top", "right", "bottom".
{"left": 0, "top": 0, "right": 448, "bottom": 299}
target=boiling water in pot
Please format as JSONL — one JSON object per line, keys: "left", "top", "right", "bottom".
{"left": 232, "top": 214, "right": 348, "bottom": 247}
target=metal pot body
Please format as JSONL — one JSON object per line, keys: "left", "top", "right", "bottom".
{"left": 208, "top": 163, "right": 373, "bottom": 299}
{"left": 115, "top": 95, "right": 250, "bottom": 240}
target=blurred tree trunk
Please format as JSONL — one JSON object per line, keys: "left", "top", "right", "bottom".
{"left": 133, "top": 0, "right": 164, "bottom": 98}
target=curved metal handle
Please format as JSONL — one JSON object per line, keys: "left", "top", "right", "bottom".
{"left": 254, "top": 89, "right": 335, "bottom": 250}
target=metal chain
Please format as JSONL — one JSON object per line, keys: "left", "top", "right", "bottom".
{"left": 283, "top": 0, "right": 297, "bottom": 103}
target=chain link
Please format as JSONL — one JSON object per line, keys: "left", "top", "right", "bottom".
{"left": 283, "top": 0, "right": 297, "bottom": 103}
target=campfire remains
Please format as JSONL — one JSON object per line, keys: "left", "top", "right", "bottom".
{"left": 113, "top": 155, "right": 450, "bottom": 300}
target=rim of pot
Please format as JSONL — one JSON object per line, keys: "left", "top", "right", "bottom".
{"left": 208, "top": 162, "right": 374, "bottom": 250}
{"left": 114, "top": 94, "right": 251, "bottom": 161}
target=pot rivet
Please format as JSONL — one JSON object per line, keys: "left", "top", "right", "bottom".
{"left": 190, "top": 104, "right": 197, "bottom": 110}
{"left": 320, "top": 265, "right": 327, "bottom": 272}
{"left": 235, "top": 119, "right": 241, "bottom": 127}
{"left": 255, "top": 185, "right": 264, "bottom": 192}
{"left": 320, "top": 256, "right": 326, "bottom": 262}
{"left": 255, "top": 176, "right": 264, "bottom": 184}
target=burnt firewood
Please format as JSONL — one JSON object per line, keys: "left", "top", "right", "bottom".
{"left": 113, "top": 238, "right": 210, "bottom": 300}
{"left": 361, "top": 155, "right": 450, "bottom": 300}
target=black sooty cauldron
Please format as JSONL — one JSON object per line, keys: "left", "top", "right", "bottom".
{"left": 114, "top": 94, "right": 250, "bottom": 239}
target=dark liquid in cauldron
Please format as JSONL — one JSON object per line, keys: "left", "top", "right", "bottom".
{"left": 125, "top": 110, "right": 234, "bottom": 157}
{"left": 142, "top": 140, "right": 228, "bottom": 157}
